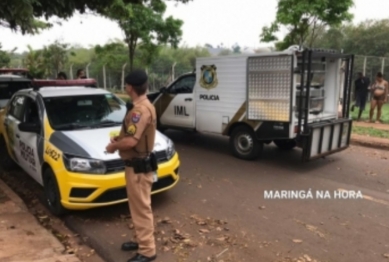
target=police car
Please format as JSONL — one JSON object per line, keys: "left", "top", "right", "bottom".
{"left": 0, "top": 79, "right": 180, "bottom": 216}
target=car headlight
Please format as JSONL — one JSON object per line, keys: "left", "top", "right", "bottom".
{"left": 166, "top": 138, "right": 175, "bottom": 159}
{"left": 63, "top": 155, "right": 106, "bottom": 174}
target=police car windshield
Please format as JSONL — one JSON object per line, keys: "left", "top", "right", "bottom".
{"left": 43, "top": 94, "right": 127, "bottom": 131}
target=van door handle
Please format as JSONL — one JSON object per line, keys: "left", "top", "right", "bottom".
{"left": 185, "top": 98, "right": 192, "bottom": 102}
{"left": 15, "top": 134, "right": 20, "bottom": 138}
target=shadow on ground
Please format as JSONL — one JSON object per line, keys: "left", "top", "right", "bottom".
{"left": 163, "top": 129, "right": 342, "bottom": 174}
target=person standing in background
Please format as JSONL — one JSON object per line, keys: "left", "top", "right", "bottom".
{"left": 351, "top": 72, "right": 370, "bottom": 121}
{"left": 369, "top": 72, "right": 388, "bottom": 123}
{"left": 75, "top": 69, "right": 85, "bottom": 79}
{"left": 57, "top": 72, "right": 67, "bottom": 80}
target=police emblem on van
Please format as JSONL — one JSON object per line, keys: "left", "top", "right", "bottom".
{"left": 199, "top": 65, "right": 218, "bottom": 90}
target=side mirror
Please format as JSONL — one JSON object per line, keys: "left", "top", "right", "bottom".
{"left": 18, "top": 122, "right": 40, "bottom": 134}
{"left": 160, "top": 87, "right": 167, "bottom": 93}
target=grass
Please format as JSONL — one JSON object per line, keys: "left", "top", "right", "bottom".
{"left": 351, "top": 103, "right": 389, "bottom": 123}
{"left": 352, "top": 126, "right": 389, "bottom": 139}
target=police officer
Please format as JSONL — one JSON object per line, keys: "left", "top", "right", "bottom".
{"left": 105, "top": 69, "right": 157, "bottom": 262}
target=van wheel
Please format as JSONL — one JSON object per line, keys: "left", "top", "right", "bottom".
{"left": 0, "top": 137, "right": 17, "bottom": 171}
{"left": 230, "top": 125, "right": 262, "bottom": 160}
{"left": 273, "top": 139, "right": 297, "bottom": 150}
{"left": 43, "top": 168, "right": 68, "bottom": 216}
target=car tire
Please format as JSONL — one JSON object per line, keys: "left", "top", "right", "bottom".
{"left": 230, "top": 125, "right": 262, "bottom": 160}
{"left": 273, "top": 139, "right": 297, "bottom": 150}
{"left": 42, "top": 167, "right": 68, "bottom": 216}
{"left": 0, "top": 136, "right": 17, "bottom": 171}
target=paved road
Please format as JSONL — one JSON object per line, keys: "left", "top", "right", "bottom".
{"left": 62, "top": 130, "right": 389, "bottom": 262}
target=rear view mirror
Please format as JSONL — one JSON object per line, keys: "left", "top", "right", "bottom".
{"left": 19, "top": 122, "right": 40, "bottom": 134}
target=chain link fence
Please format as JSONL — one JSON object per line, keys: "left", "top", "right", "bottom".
{"left": 56, "top": 62, "right": 189, "bottom": 93}
{"left": 14, "top": 54, "right": 389, "bottom": 98}
{"left": 352, "top": 55, "right": 389, "bottom": 103}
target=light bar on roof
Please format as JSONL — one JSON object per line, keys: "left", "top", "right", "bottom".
{"left": 0, "top": 68, "right": 29, "bottom": 73}
{"left": 31, "top": 79, "right": 97, "bottom": 89}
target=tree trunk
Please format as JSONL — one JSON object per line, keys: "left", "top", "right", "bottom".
{"left": 128, "top": 35, "right": 138, "bottom": 72}
{"left": 129, "top": 43, "right": 134, "bottom": 72}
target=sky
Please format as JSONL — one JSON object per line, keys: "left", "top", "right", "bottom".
{"left": 0, "top": 0, "right": 388, "bottom": 53}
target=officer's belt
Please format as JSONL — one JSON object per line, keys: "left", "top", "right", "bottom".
{"left": 123, "top": 157, "right": 147, "bottom": 167}
{"left": 124, "top": 159, "right": 136, "bottom": 167}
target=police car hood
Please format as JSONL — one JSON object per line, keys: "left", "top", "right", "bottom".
{"left": 49, "top": 126, "right": 169, "bottom": 161}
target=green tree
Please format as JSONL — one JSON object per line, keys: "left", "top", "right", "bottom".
{"left": 42, "top": 40, "right": 74, "bottom": 77}
{"left": 66, "top": 45, "right": 96, "bottom": 74}
{"left": 260, "top": 0, "right": 354, "bottom": 50}
{"left": 313, "top": 19, "right": 389, "bottom": 80}
{"left": 94, "top": 41, "right": 128, "bottom": 69}
{"left": 313, "top": 19, "right": 389, "bottom": 57}
{"left": 94, "top": 41, "right": 129, "bottom": 88}
{"left": 0, "top": 0, "right": 192, "bottom": 35}
{"left": 309, "top": 25, "right": 344, "bottom": 50}
{"left": 102, "top": 0, "right": 184, "bottom": 71}
{"left": 232, "top": 43, "right": 241, "bottom": 54}
{"left": 0, "top": 44, "right": 11, "bottom": 68}
{"left": 22, "top": 45, "right": 45, "bottom": 78}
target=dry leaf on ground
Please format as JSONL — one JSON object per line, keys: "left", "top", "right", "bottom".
{"left": 293, "top": 239, "right": 303, "bottom": 243}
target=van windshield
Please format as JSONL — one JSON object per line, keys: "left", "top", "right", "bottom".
{"left": 43, "top": 94, "right": 127, "bottom": 131}
{"left": 0, "top": 81, "right": 31, "bottom": 99}
{"left": 0, "top": 81, "right": 31, "bottom": 108}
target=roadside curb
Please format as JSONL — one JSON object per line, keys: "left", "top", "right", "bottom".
{"left": 350, "top": 134, "right": 389, "bottom": 150}
{"left": 0, "top": 178, "right": 28, "bottom": 211}
{"left": 64, "top": 217, "right": 115, "bottom": 262}
{"left": 0, "top": 178, "right": 82, "bottom": 262}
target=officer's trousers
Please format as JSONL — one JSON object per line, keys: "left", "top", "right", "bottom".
{"left": 124, "top": 167, "right": 156, "bottom": 257}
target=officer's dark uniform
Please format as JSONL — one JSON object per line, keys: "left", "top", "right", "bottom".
{"left": 115, "top": 70, "right": 158, "bottom": 262}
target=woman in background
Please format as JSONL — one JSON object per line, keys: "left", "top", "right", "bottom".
{"left": 57, "top": 72, "right": 67, "bottom": 80}
{"left": 369, "top": 72, "right": 388, "bottom": 123}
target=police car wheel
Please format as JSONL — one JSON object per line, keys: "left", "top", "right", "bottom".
{"left": 43, "top": 168, "right": 67, "bottom": 216}
{"left": 0, "top": 136, "right": 17, "bottom": 171}
{"left": 273, "top": 139, "right": 297, "bottom": 150}
{"left": 230, "top": 125, "right": 262, "bottom": 160}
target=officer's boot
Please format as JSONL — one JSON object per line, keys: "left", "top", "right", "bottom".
{"left": 121, "top": 241, "right": 139, "bottom": 251}
{"left": 127, "top": 253, "right": 157, "bottom": 262}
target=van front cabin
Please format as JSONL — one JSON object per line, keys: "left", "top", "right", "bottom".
{"left": 147, "top": 47, "right": 354, "bottom": 161}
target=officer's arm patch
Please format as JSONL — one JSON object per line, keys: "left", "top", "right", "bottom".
{"left": 131, "top": 111, "right": 142, "bottom": 123}
{"left": 126, "top": 124, "right": 137, "bottom": 136}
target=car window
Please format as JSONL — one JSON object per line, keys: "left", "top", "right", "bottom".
{"left": 0, "top": 81, "right": 31, "bottom": 109}
{"left": 0, "top": 81, "right": 31, "bottom": 100}
{"left": 8, "top": 95, "right": 26, "bottom": 121}
{"left": 169, "top": 75, "right": 196, "bottom": 94}
{"left": 43, "top": 93, "right": 127, "bottom": 130}
{"left": 23, "top": 97, "right": 40, "bottom": 124}
{"left": 0, "top": 83, "right": 9, "bottom": 99}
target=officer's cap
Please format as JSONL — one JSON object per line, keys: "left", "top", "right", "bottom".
{"left": 125, "top": 69, "right": 148, "bottom": 86}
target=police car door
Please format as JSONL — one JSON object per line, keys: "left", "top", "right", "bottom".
{"left": 3, "top": 95, "right": 25, "bottom": 166}
{"left": 159, "top": 74, "right": 196, "bottom": 128}
{"left": 15, "top": 96, "right": 42, "bottom": 184}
